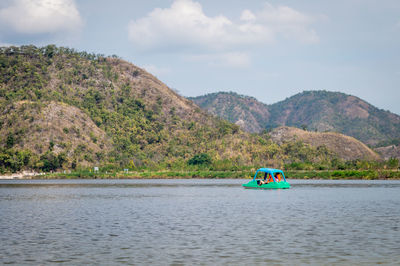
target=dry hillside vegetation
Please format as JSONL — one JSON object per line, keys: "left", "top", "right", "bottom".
{"left": 267, "top": 91, "right": 400, "bottom": 146}
{"left": 0, "top": 45, "right": 388, "bottom": 173}
{"left": 189, "top": 92, "right": 270, "bottom": 133}
{"left": 0, "top": 101, "right": 111, "bottom": 166}
{"left": 1, "top": 45, "right": 344, "bottom": 172}
{"left": 270, "top": 126, "right": 380, "bottom": 161}
{"left": 375, "top": 145, "right": 400, "bottom": 160}
{"left": 0, "top": 45, "right": 243, "bottom": 168}
{"left": 191, "top": 91, "right": 400, "bottom": 146}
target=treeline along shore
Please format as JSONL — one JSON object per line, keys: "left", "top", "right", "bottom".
{"left": 42, "top": 170, "right": 399, "bottom": 180}
{"left": 22, "top": 159, "right": 400, "bottom": 180}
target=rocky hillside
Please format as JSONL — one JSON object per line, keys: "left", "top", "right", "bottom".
{"left": 0, "top": 45, "right": 246, "bottom": 170}
{"left": 375, "top": 145, "right": 400, "bottom": 160}
{"left": 188, "top": 92, "right": 270, "bottom": 133}
{"left": 1, "top": 45, "right": 350, "bottom": 173}
{"left": 270, "top": 127, "right": 380, "bottom": 161}
{"left": 191, "top": 91, "right": 400, "bottom": 146}
{"left": 0, "top": 101, "right": 112, "bottom": 168}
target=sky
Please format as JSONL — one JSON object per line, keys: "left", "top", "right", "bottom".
{"left": 0, "top": 0, "right": 399, "bottom": 114}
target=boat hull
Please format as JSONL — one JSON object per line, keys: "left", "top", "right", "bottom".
{"left": 242, "top": 180, "right": 290, "bottom": 189}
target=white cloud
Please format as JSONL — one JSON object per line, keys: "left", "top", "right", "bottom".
{"left": 0, "top": 0, "right": 83, "bottom": 35}
{"left": 128, "top": 0, "right": 319, "bottom": 52}
{"left": 186, "top": 52, "right": 251, "bottom": 68}
{"left": 220, "top": 52, "right": 251, "bottom": 68}
{"left": 128, "top": 0, "right": 233, "bottom": 52}
{"left": 0, "top": 41, "right": 13, "bottom": 47}
{"left": 142, "top": 64, "right": 171, "bottom": 76}
{"left": 240, "top": 10, "right": 256, "bottom": 22}
{"left": 252, "top": 3, "right": 319, "bottom": 43}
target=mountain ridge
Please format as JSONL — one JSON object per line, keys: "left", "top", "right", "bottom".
{"left": 190, "top": 90, "right": 400, "bottom": 146}
{"left": 188, "top": 91, "right": 270, "bottom": 133}
{"left": 0, "top": 45, "right": 247, "bottom": 171}
{"left": 270, "top": 126, "right": 380, "bottom": 161}
{"left": 0, "top": 45, "right": 386, "bottom": 173}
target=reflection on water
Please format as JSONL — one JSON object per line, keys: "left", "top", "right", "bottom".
{"left": 1, "top": 179, "right": 400, "bottom": 265}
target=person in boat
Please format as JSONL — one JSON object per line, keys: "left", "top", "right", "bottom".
{"left": 266, "top": 173, "right": 274, "bottom": 183}
{"left": 275, "top": 173, "right": 281, "bottom": 182}
{"left": 259, "top": 173, "right": 268, "bottom": 185}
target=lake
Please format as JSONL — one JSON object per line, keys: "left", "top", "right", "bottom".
{"left": 1, "top": 179, "right": 399, "bottom": 265}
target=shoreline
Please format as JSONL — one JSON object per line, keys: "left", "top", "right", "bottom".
{"left": 1, "top": 169, "right": 399, "bottom": 180}
{"left": 0, "top": 171, "right": 45, "bottom": 180}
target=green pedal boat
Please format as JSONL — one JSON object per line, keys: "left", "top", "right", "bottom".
{"left": 243, "top": 168, "right": 290, "bottom": 189}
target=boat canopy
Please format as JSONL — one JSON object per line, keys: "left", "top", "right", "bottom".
{"left": 253, "top": 168, "right": 287, "bottom": 183}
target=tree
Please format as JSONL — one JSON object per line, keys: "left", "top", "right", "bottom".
{"left": 6, "top": 134, "right": 15, "bottom": 148}
{"left": 188, "top": 153, "right": 212, "bottom": 166}
{"left": 387, "top": 158, "right": 399, "bottom": 169}
{"left": 127, "top": 160, "right": 136, "bottom": 170}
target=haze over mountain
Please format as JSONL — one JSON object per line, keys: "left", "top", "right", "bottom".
{"left": 190, "top": 91, "right": 400, "bottom": 146}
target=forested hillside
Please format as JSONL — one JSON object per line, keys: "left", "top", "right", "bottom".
{"left": 268, "top": 91, "right": 400, "bottom": 146}
{"left": 270, "top": 127, "right": 380, "bottom": 161}
{"left": 188, "top": 92, "right": 270, "bottom": 133}
{"left": 0, "top": 45, "right": 353, "bottom": 173}
{"left": 191, "top": 91, "right": 400, "bottom": 146}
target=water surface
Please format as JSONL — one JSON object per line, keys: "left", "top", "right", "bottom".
{"left": 1, "top": 179, "right": 399, "bottom": 265}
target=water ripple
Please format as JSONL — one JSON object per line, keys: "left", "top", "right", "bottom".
{"left": 0, "top": 179, "right": 399, "bottom": 265}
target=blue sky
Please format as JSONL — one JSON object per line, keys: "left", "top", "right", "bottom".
{"left": 1, "top": 0, "right": 399, "bottom": 114}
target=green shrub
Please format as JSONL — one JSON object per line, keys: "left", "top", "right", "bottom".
{"left": 6, "top": 134, "right": 15, "bottom": 148}
{"left": 188, "top": 153, "right": 212, "bottom": 166}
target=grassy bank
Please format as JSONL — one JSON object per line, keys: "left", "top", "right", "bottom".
{"left": 285, "top": 170, "right": 400, "bottom": 180}
{"left": 43, "top": 170, "right": 253, "bottom": 179}
{"left": 40, "top": 169, "right": 400, "bottom": 180}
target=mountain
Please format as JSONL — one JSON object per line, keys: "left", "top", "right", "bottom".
{"left": 270, "top": 127, "right": 380, "bottom": 161}
{"left": 268, "top": 91, "right": 400, "bottom": 146}
{"left": 375, "top": 145, "right": 400, "bottom": 160}
{"left": 188, "top": 92, "right": 270, "bottom": 133}
{"left": 0, "top": 45, "right": 245, "bottom": 171}
{"left": 1, "top": 45, "right": 352, "bottom": 173}
{"left": 1, "top": 101, "right": 112, "bottom": 168}
{"left": 190, "top": 91, "right": 400, "bottom": 146}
